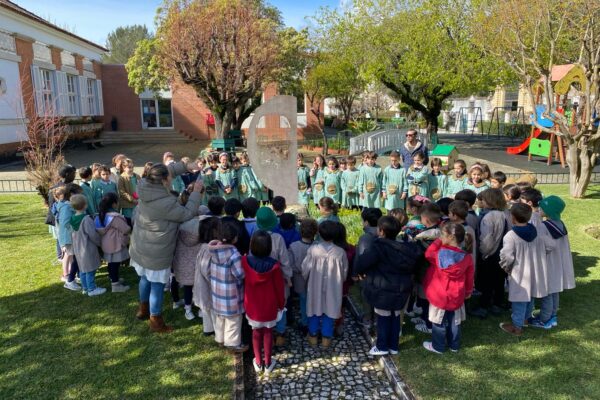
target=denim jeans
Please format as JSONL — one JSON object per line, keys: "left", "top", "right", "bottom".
{"left": 539, "top": 293, "right": 559, "bottom": 322}
{"left": 431, "top": 310, "right": 460, "bottom": 352}
{"left": 511, "top": 301, "right": 534, "bottom": 328}
{"left": 80, "top": 271, "right": 97, "bottom": 292}
{"left": 139, "top": 275, "right": 166, "bottom": 316}
{"left": 275, "top": 310, "right": 287, "bottom": 334}
{"left": 308, "top": 315, "right": 334, "bottom": 338}
{"left": 298, "top": 293, "right": 308, "bottom": 326}
{"left": 67, "top": 257, "right": 79, "bottom": 283}
{"left": 376, "top": 311, "right": 402, "bottom": 352}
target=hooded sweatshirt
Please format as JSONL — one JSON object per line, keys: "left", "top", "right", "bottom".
{"left": 95, "top": 211, "right": 131, "bottom": 254}
{"left": 208, "top": 241, "right": 244, "bottom": 316}
{"left": 540, "top": 220, "right": 575, "bottom": 293}
{"left": 56, "top": 200, "right": 74, "bottom": 247}
{"left": 243, "top": 255, "right": 285, "bottom": 323}
{"left": 70, "top": 214, "right": 102, "bottom": 273}
{"left": 423, "top": 239, "right": 474, "bottom": 311}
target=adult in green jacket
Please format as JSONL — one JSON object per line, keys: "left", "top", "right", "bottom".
{"left": 130, "top": 162, "right": 202, "bottom": 333}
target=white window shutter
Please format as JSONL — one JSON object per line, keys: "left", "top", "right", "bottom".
{"left": 95, "top": 80, "right": 104, "bottom": 116}
{"left": 30, "top": 65, "right": 43, "bottom": 116}
{"left": 55, "top": 71, "right": 68, "bottom": 116}
{"left": 78, "top": 75, "right": 88, "bottom": 116}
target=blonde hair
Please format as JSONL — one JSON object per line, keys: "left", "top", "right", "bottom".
{"left": 70, "top": 194, "right": 87, "bottom": 211}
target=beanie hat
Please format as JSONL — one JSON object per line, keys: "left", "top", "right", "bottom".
{"left": 539, "top": 195, "right": 565, "bottom": 221}
{"left": 256, "top": 207, "right": 278, "bottom": 231}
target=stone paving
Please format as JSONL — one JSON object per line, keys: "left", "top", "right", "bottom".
{"left": 245, "top": 308, "right": 398, "bottom": 400}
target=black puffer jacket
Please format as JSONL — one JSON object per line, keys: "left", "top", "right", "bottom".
{"left": 354, "top": 237, "right": 424, "bottom": 310}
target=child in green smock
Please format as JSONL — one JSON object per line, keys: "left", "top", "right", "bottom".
{"left": 358, "top": 151, "right": 382, "bottom": 208}
{"left": 297, "top": 153, "right": 311, "bottom": 205}
{"left": 444, "top": 159, "right": 468, "bottom": 198}
{"left": 464, "top": 164, "right": 490, "bottom": 194}
{"left": 215, "top": 152, "right": 238, "bottom": 200}
{"left": 341, "top": 156, "right": 360, "bottom": 209}
{"left": 382, "top": 150, "right": 407, "bottom": 211}
{"left": 310, "top": 154, "right": 326, "bottom": 207}
{"left": 428, "top": 158, "right": 447, "bottom": 201}
{"left": 323, "top": 157, "right": 342, "bottom": 204}
{"left": 405, "top": 152, "right": 430, "bottom": 197}
{"left": 238, "top": 153, "right": 261, "bottom": 201}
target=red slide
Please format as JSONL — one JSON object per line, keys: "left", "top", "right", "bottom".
{"left": 506, "top": 128, "right": 542, "bottom": 155}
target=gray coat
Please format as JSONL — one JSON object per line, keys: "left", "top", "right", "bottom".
{"left": 72, "top": 215, "right": 102, "bottom": 273}
{"left": 130, "top": 178, "right": 200, "bottom": 270}
{"left": 173, "top": 216, "right": 210, "bottom": 285}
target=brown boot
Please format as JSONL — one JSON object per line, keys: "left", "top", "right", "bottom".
{"left": 308, "top": 335, "right": 318, "bottom": 347}
{"left": 322, "top": 337, "right": 332, "bottom": 348}
{"left": 499, "top": 322, "right": 522, "bottom": 336}
{"left": 136, "top": 302, "right": 150, "bottom": 320}
{"left": 275, "top": 334, "right": 286, "bottom": 347}
{"left": 149, "top": 315, "right": 173, "bottom": 333}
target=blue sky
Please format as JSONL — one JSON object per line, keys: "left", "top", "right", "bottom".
{"left": 14, "top": 0, "right": 339, "bottom": 46}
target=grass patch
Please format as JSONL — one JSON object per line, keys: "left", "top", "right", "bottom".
{"left": 584, "top": 225, "right": 600, "bottom": 240}
{"left": 0, "top": 195, "right": 232, "bottom": 400}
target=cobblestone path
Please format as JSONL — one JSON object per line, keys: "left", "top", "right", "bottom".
{"left": 245, "top": 308, "right": 398, "bottom": 399}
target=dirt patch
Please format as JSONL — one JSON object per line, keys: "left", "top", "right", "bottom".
{"left": 584, "top": 225, "right": 600, "bottom": 240}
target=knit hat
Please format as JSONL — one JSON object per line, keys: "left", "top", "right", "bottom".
{"left": 539, "top": 195, "right": 565, "bottom": 221}
{"left": 256, "top": 207, "right": 278, "bottom": 231}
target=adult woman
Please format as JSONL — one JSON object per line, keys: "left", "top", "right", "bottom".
{"left": 130, "top": 163, "right": 202, "bottom": 333}
{"left": 399, "top": 129, "right": 429, "bottom": 170}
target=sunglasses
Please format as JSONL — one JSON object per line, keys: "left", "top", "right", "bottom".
{"left": 406, "top": 134, "right": 416, "bottom": 137}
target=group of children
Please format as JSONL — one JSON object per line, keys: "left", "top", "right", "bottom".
{"left": 46, "top": 149, "right": 575, "bottom": 375}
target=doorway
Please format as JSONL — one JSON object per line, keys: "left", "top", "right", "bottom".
{"left": 141, "top": 98, "right": 173, "bottom": 129}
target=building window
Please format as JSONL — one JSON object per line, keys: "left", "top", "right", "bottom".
{"left": 40, "top": 69, "right": 54, "bottom": 113}
{"left": 66, "top": 74, "right": 79, "bottom": 116}
{"left": 87, "top": 79, "right": 96, "bottom": 115}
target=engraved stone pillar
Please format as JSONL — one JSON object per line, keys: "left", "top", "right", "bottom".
{"left": 247, "top": 95, "right": 297, "bottom": 203}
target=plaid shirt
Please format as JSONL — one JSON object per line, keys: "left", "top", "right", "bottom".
{"left": 208, "top": 241, "right": 245, "bottom": 316}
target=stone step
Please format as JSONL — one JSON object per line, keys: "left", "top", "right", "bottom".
{"left": 95, "top": 130, "right": 195, "bottom": 144}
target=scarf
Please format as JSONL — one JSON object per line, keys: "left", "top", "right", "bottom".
{"left": 70, "top": 214, "right": 86, "bottom": 231}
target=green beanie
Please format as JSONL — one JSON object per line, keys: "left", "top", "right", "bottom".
{"left": 539, "top": 195, "right": 565, "bottom": 221}
{"left": 256, "top": 207, "right": 278, "bottom": 231}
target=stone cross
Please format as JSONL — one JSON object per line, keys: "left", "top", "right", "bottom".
{"left": 246, "top": 95, "right": 298, "bottom": 203}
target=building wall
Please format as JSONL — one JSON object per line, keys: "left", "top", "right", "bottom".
{"left": 100, "top": 64, "right": 141, "bottom": 131}
{"left": 171, "top": 80, "right": 213, "bottom": 139}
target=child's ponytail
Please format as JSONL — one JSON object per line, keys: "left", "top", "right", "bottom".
{"left": 464, "top": 232, "right": 474, "bottom": 253}
{"left": 98, "top": 192, "right": 118, "bottom": 227}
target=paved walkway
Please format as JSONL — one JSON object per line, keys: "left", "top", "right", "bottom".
{"left": 245, "top": 307, "right": 398, "bottom": 399}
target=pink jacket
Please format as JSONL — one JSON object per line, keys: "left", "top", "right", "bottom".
{"left": 95, "top": 212, "right": 131, "bottom": 254}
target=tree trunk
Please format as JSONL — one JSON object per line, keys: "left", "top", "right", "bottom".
{"left": 566, "top": 140, "right": 595, "bottom": 198}
{"left": 214, "top": 111, "right": 234, "bottom": 139}
{"left": 423, "top": 112, "right": 439, "bottom": 149}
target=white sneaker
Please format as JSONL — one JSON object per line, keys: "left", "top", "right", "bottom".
{"left": 411, "top": 316, "right": 424, "bottom": 324}
{"left": 389, "top": 349, "right": 399, "bottom": 355}
{"left": 173, "top": 299, "right": 185, "bottom": 309}
{"left": 415, "top": 323, "right": 432, "bottom": 334}
{"left": 64, "top": 281, "right": 81, "bottom": 291}
{"left": 253, "top": 358, "right": 263, "bottom": 373}
{"left": 111, "top": 282, "right": 130, "bottom": 292}
{"left": 88, "top": 287, "right": 107, "bottom": 297}
{"left": 422, "top": 341, "right": 442, "bottom": 354}
{"left": 368, "top": 346, "right": 389, "bottom": 356}
{"left": 264, "top": 359, "right": 276, "bottom": 375}
{"left": 75, "top": 277, "right": 81, "bottom": 284}
{"left": 184, "top": 308, "right": 196, "bottom": 320}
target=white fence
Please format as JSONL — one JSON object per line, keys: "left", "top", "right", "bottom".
{"left": 349, "top": 128, "right": 427, "bottom": 155}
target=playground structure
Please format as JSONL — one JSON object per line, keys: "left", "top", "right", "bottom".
{"left": 505, "top": 64, "right": 588, "bottom": 167}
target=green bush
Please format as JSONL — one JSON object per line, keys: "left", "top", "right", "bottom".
{"left": 479, "top": 121, "right": 531, "bottom": 138}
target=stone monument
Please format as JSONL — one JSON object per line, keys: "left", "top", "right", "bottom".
{"left": 247, "top": 95, "right": 298, "bottom": 204}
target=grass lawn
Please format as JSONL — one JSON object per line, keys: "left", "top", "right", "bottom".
{"left": 347, "top": 184, "right": 600, "bottom": 399}
{"left": 0, "top": 195, "right": 232, "bottom": 400}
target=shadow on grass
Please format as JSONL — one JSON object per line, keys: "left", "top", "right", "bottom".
{"left": 0, "top": 266, "right": 232, "bottom": 400}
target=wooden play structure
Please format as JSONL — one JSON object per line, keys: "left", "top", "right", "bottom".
{"left": 506, "top": 64, "right": 588, "bottom": 168}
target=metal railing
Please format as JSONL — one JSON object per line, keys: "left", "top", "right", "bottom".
{"left": 349, "top": 128, "right": 426, "bottom": 155}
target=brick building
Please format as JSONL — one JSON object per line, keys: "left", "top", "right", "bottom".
{"left": 0, "top": 0, "right": 321, "bottom": 158}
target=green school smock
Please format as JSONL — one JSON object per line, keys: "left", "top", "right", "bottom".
{"left": 202, "top": 167, "right": 219, "bottom": 205}
{"left": 444, "top": 174, "right": 467, "bottom": 198}
{"left": 382, "top": 165, "right": 407, "bottom": 210}
{"left": 215, "top": 166, "right": 239, "bottom": 200}
{"left": 297, "top": 165, "right": 311, "bottom": 205}
{"left": 464, "top": 179, "right": 490, "bottom": 194}
{"left": 341, "top": 168, "right": 360, "bottom": 208}
{"left": 405, "top": 165, "right": 430, "bottom": 197}
{"left": 80, "top": 181, "right": 97, "bottom": 216}
{"left": 92, "top": 179, "right": 118, "bottom": 208}
{"left": 323, "top": 168, "right": 342, "bottom": 204}
{"left": 358, "top": 164, "right": 382, "bottom": 208}
{"left": 428, "top": 172, "right": 447, "bottom": 201}
{"left": 311, "top": 167, "right": 326, "bottom": 205}
{"left": 238, "top": 165, "right": 260, "bottom": 201}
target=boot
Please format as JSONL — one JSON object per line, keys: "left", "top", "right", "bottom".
{"left": 136, "top": 302, "right": 150, "bottom": 320}
{"left": 308, "top": 335, "right": 318, "bottom": 347}
{"left": 275, "top": 334, "right": 286, "bottom": 347}
{"left": 149, "top": 315, "right": 173, "bottom": 333}
{"left": 499, "top": 322, "right": 522, "bottom": 337}
{"left": 322, "top": 337, "right": 332, "bottom": 348}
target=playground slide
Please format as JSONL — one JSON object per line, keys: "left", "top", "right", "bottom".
{"left": 506, "top": 128, "right": 543, "bottom": 155}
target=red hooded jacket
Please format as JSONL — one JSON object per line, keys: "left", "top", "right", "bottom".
{"left": 423, "top": 239, "right": 474, "bottom": 311}
{"left": 242, "top": 256, "right": 285, "bottom": 323}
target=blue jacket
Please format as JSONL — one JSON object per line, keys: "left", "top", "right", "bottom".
{"left": 55, "top": 200, "right": 74, "bottom": 246}
{"left": 399, "top": 141, "right": 429, "bottom": 170}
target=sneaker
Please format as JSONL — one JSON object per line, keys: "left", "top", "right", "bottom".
{"left": 64, "top": 281, "right": 81, "bottom": 291}
{"left": 252, "top": 358, "right": 263, "bottom": 373}
{"left": 265, "top": 359, "right": 276, "bottom": 375}
{"left": 422, "top": 341, "right": 442, "bottom": 354}
{"left": 499, "top": 322, "right": 523, "bottom": 336}
{"left": 184, "top": 309, "right": 196, "bottom": 320}
{"left": 172, "top": 299, "right": 185, "bottom": 310}
{"left": 389, "top": 349, "right": 399, "bottom": 355}
{"left": 528, "top": 318, "right": 553, "bottom": 330}
{"left": 549, "top": 315, "right": 558, "bottom": 327}
{"left": 81, "top": 290, "right": 87, "bottom": 295}
{"left": 111, "top": 282, "right": 130, "bottom": 292}
{"left": 410, "top": 316, "right": 424, "bottom": 324}
{"left": 415, "top": 323, "right": 432, "bottom": 334}
{"left": 450, "top": 348, "right": 459, "bottom": 353}
{"left": 368, "top": 346, "right": 389, "bottom": 356}
{"left": 88, "top": 287, "right": 107, "bottom": 297}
